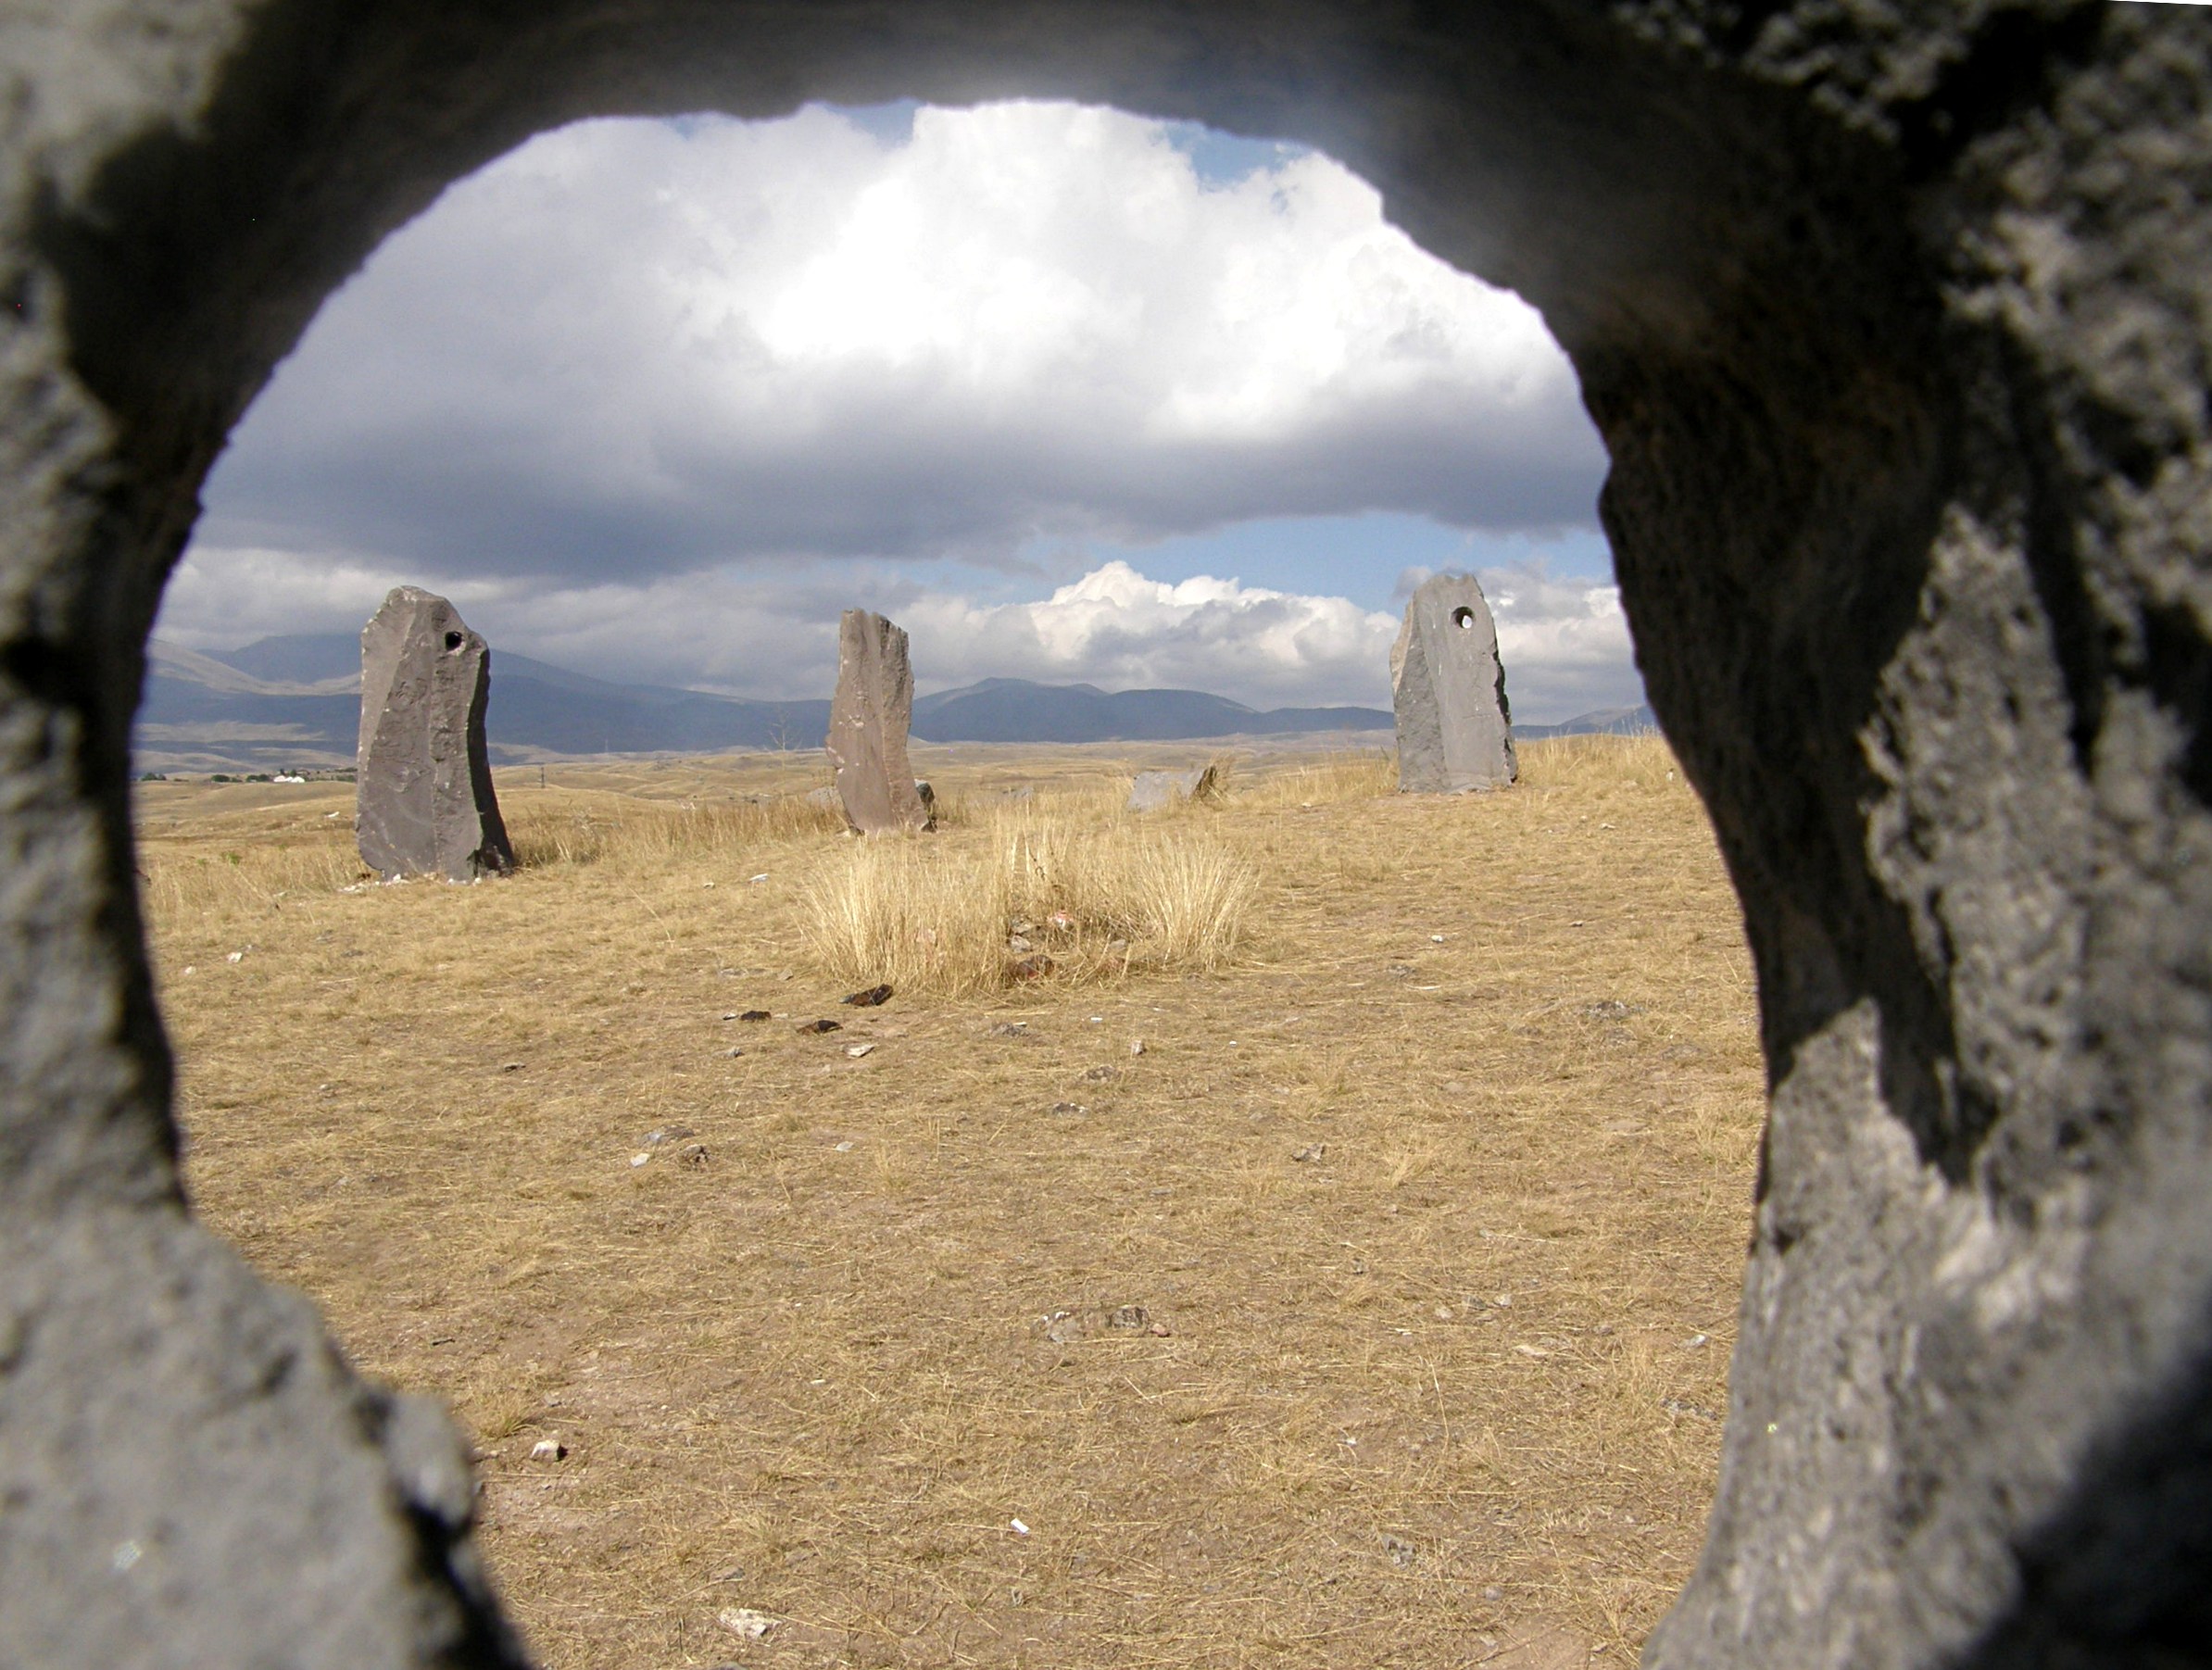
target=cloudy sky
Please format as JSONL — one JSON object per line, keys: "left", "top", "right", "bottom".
{"left": 163, "top": 100, "right": 1635, "bottom": 721}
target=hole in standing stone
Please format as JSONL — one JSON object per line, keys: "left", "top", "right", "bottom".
{"left": 1452, "top": 607, "right": 1476, "bottom": 630}
{"left": 443, "top": 631, "right": 464, "bottom": 651}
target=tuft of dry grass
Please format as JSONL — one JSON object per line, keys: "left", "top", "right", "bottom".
{"left": 996, "top": 806, "right": 1260, "bottom": 972}
{"left": 798, "top": 837, "right": 1012, "bottom": 998}
{"left": 508, "top": 788, "right": 846, "bottom": 869}
{"left": 1228, "top": 748, "right": 1399, "bottom": 807}
{"left": 797, "top": 805, "right": 1262, "bottom": 994}
{"left": 138, "top": 735, "right": 1765, "bottom": 1670}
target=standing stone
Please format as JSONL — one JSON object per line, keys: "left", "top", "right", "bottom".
{"left": 355, "top": 587, "right": 514, "bottom": 880}
{"left": 1391, "top": 572, "right": 1515, "bottom": 793}
{"left": 826, "top": 609, "right": 930, "bottom": 835}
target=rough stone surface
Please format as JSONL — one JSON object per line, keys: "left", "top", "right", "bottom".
{"left": 1390, "top": 572, "right": 1515, "bottom": 793}
{"left": 355, "top": 587, "right": 513, "bottom": 881}
{"left": 2, "top": 6, "right": 2208, "bottom": 1668}
{"left": 825, "top": 610, "right": 930, "bottom": 835}
{"left": 1127, "top": 764, "right": 1221, "bottom": 812}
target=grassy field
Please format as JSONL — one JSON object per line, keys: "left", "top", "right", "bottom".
{"left": 138, "top": 735, "right": 1763, "bottom": 1670}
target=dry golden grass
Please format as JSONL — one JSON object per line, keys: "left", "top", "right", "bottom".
{"left": 138, "top": 734, "right": 1761, "bottom": 1669}
{"left": 799, "top": 838, "right": 1013, "bottom": 998}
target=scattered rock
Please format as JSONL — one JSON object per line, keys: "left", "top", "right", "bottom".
{"left": 1383, "top": 1533, "right": 1417, "bottom": 1567}
{"left": 1007, "top": 935, "right": 1034, "bottom": 953}
{"left": 722, "top": 1047, "right": 745, "bottom": 1059}
{"left": 1128, "top": 1037, "right": 1146, "bottom": 1057}
{"left": 1049, "top": 1101, "right": 1087, "bottom": 1117}
{"left": 642, "top": 1126, "right": 695, "bottom": 1148}
{"left": 1081, "top": 1065, "right": 1117, "bottom": 1083}
{"left": 1108, "top": 1304, "right": 1150, "bottom": 1330}
{"left": 738, "top": 1010, "right": 772, "bottom": 1023}
{"left": 1009, "top": 953, "right": 1056, "bottom": 980}
{"left": 846, "top": 1043, "right": 875, "bottom": 1059}
{"left": 840, "top": 984, "right": 893, "bottom": 1007}
{"left": 796, "top": 1018, "right": 842, "bottom": 1035}
{"left": 716, "top": 1608, "right": 776, "bottom": 1639}
{"left": 499, "top": 1061, "right": 523, "bottom": 1074}
{"left": 1293, "top": 1144, "right": 1327, "bottom": 1162}
{"left": 1583, "top": 999, "right": 1641, "bottom": 1020}
{"left": 1387, "top": 962, "right": 1415, "bottom": 979}
{"left": 678, "top": 1143, "right": 710, "bottom": 1168}
{"left": 1039, "top": 1312, "right": 1082, "bottom": 1344}
{"left": 988, "top": 1021, "right": 1029, "bottom": 1037}
{"left": 529, "top": 1438, "right": 566, "bottom": 1462}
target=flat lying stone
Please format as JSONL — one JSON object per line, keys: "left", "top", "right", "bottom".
{"left": 1128, "top": 764, "right": 1220, "bottom": 812}
{"left": 355, "top": 587, "right": 514, "bottom": 880}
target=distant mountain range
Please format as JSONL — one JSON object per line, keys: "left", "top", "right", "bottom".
{"left": 1513, "top": 705, "right": 1659, "bottom": 739}
{"left": 135, "top": 632, "right": 1650, "bottom": 772}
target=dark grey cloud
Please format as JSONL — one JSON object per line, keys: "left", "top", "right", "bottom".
{"left": 194, "top": 101, "right": 1605, "bottom": 583}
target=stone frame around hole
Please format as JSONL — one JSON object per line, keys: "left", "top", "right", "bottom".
{"left": 3, "top": 6, "right": 2209, "bottom": 1667}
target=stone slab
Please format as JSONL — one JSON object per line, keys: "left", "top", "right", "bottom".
{"left": 1391, "top": 573, "right": 1515, "bottom": 793}
{"left": 1127, "top": 764, "right": 1221, "bottom": 812}
{"left": 354, "top": 587, "right": 514, "bottom": 881}
{"left": 826, "top": 610, "right": 931, "bottom": 835}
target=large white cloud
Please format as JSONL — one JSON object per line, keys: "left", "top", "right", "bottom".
{"left": 167, "top": 102, "right": 1637, "bottom": 720}
{"left": 899, "top": 561, "right": 1398, "bottom": 704}
{"left": 195, "top": 101, "right": 1604, "bottom": 579}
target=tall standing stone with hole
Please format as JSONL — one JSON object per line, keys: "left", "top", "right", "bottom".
{"left": 355, "top": 586, "right": 514, "bottom": 880}
{"left": 1391, "top": 572, "right": 1515, "bottom": 792}
{"left": 826, "top": 609, "right": 932, "bottom": 835}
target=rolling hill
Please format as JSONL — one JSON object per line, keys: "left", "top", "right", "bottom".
{"left": 135, "top": 633, "right": 1645, "bottom": 772}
